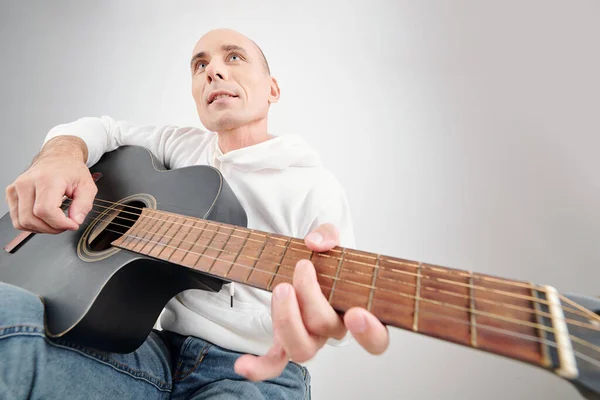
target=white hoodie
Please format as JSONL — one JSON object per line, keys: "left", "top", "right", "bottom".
{"left": 43, "top": 115, "right": 355, "bottom": 356}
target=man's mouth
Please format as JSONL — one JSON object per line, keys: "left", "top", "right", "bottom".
{"left": 208, "top": 91, "right": 238, "bottom": 104}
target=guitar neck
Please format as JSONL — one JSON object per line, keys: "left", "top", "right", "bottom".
{"left": 111, "top": 207, "right": 561, "bottom": 374}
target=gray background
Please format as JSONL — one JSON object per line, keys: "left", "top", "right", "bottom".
{"left": 1, "top": 1, "right": 599, "bottom": 399}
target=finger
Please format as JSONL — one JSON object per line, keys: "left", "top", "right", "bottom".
{"left": 293, "top": 259, "right": 347, "bottom": 340}
{"left": 272, "top": 282, "right": 325, "bottom": 363}
{"left": 67, "top": 178, "right": 97, "bottom": 225}
{"left": 234, "top": 339, "right": 288, "bottom": 381}
{"left": 33, "top": 183, "right": 78, "bottom": 231}
{"left": 344, "top": 307, "right": 390, "bottom": 355}
{"left": 304, "top": 223, "right": 340, "bottom": 252}
{"left": 16, "top": 182, "right": 63, "bottom": 234}
{"left": 6, "top": 185, "right": 21, "bottom": 230}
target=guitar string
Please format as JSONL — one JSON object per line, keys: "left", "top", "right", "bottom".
{"left": 570, "top": 335, "right": 600, "bottom": 355}
{"left": 66, "top": 202, "right": 599, "bottom": 329}
{"left": 80, "top": 198, "right": 544, "bottom": 291}
{"left": 69, "top": 206, "right": 600, "bottom": 336}
{"left": 67, "top": 204, "right": 572, "bottom": 321}
{"left": 65, "top": 199, "right": 567, "bottom": 307}
{"left": 56, "top": 208, "right": 600, "bottom": 364}
{"left": 70, "top": 202, "right": 598, "bottom": 326}
{"left": 92, "top": 228, "right": 600, "bottom": 366}
{"left": 559, "top": 294, "right": 600, "bottom": 322}
{"left": 82, "top": 208, "right": 598, "bottom": 330}
{"left": 363, "top": 294, "right": 600, "bottom": 360}
{"left": 84, "top": 197, "right": 600, "bottom": 324}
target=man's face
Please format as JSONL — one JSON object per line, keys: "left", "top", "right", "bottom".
{"left": 190, "top": 29, "right": 279, "bottom": 132}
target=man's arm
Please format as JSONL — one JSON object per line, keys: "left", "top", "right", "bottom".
{"left": 7, "top": 114, "right": 205, "bottom": 234}
{"left": 42, "top": 115, "right": 197, "bottom": 169}
{"left": 6, "top": 135, "right": 96, "bottom": 233}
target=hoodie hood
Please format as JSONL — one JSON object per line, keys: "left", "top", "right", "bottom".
{"left": 210, "top": 133, "right": 322, "bottom": 173}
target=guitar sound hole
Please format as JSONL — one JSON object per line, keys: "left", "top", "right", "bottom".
{"left": 87, "top": 200, "right": 145, "bottom": 251}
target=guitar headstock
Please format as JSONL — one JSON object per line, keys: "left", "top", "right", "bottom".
{"left": 560, "top": 293, "right": 600, "bottom": 399}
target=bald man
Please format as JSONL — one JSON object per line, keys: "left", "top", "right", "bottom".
{"left": 2, "top": 29, "right": 389, "bottom": 399}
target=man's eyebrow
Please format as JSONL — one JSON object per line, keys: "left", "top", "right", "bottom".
{"left": 190, "top": 51, "right": 207, "bottom": 68}
{"left": 190, "top": 44, "right": 249, "bottom": 68}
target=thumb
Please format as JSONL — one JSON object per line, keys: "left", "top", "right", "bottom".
{"left": 304, "top": 223, "right": 340, "bottom": 252}
{"left": 68, "top": 180, "right": 97, "bottom": 225}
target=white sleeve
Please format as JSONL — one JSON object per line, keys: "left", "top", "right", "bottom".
{"left": 43, "top": 115, "right": 207, "bottom": 169}
{"left": 306, "top": 176, "right": 356, "bottom": 249}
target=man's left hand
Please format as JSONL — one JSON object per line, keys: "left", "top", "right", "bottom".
{"left": 234, "top": 223, "right": 390, "bottom": 381}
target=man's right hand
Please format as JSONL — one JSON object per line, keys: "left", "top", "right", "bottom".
{"left": 5, "top": 136, "right": 97, "bottom": 234}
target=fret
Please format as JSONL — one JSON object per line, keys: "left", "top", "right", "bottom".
{"left": 160, "top": 216, "right": 193, "bottom": 262}
{"left": 118, "top": 208, "right": 156, "bottom": 249}
{"left": 370, "top": 256, "right": 420, "bottom": 331}
{"left": 147, "top": 214, "right": 180, "bottom": 259}
{"left": 199, "top": 223, "right": 232, "bottom": 274}
{"left": 418, "top": 263, "right": 471, "bottom": 346}
{"left": 246, "top": 233, "right": 288, "bottom": 289}
{"left": 217, "top": 229, "right": 263, "bottom": 283}
{"left": 206, "top": 225, "right": 239, "bottom": 277}
{"left": 412, "top": 262, "right": 422, "bottom": 332}
{"left": 243, "top": 232, "right": 269, "bottom": 284}
{"left": 469, "top": 271, "right": 477, "bottom": 347}
{"left": 472, "top": 273, "right": 544, "bottom": 365}
{"left": 327, "top": 247, "right": 346, "bottom": 304}
{"left": 138, "top": 212, "right": 174, "bottom": 256}
{"left": 267, "top": 236, "right": 291, "bottom": 291}
{"left": 128, "top": 210, "right": 165, "bottom": 253}
{"left": 169, "top": 219, "right": 205, "bottom": 264}
{"left": 366, "top": 254, "right": 380, "bottom": 312}
{"left": 187, "top": 220, "right": 220, "bottom": 271}
{"left": 266, "top": 236, "right": 305, "bottom": 290}
{"left": 327, "top": 249, "right": 378, "bottom": 311}
{"left": 224, "top": 228, "right": 251, "bottom": 279}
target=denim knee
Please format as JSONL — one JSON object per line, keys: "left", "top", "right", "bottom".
{"left": 0, "top": 282, "right": 45, "bottom": 328}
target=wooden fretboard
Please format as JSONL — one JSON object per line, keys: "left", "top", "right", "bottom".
{"left": 112, "top": 208, "right": 554, "bottom": 371}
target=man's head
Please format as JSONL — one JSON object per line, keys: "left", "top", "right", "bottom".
{"left": 190, "top": 29, "right": 280, "bottom": 132}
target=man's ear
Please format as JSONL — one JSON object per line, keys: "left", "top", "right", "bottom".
{"left": 268, "top": 76, "right": 281, "bottom": 104}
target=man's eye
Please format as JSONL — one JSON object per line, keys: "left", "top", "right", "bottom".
{"left": 194, "top": 62, "right": 207, "bottom": 73}
{"left": 228, "top": 54, "right": 240, "bottom": 61}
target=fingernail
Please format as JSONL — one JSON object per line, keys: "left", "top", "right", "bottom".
{"left": 75, "top": 213, "right": 85, "bottom": 224}
{"left": 307, "top": 232, "right": 323, "bottom": 245}
{"left": 274, "top": 284, "right": 289, "bottom": 300}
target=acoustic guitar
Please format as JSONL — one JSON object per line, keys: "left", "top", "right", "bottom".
{"left": 0, "top": 146, "right": 598, "bottom": 398}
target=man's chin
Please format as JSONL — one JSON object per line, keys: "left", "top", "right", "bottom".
{"left": 204, "top": 115, "right": 243, "bottom": 133}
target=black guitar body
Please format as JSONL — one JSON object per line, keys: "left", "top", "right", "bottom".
{"left": 0, "top": 146, "right": 247, "bottom": 353}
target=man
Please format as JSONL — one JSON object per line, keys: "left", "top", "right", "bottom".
{"left": 1, "top": 28, "right": 389, "bottom": 399}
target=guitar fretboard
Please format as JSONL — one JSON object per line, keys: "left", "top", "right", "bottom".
{"left": 112, "top": 208, "right": 553, "bottom": 371}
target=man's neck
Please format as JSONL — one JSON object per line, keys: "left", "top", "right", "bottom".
{"left": 216, "top": 118, "right": 272, "bottom": 154}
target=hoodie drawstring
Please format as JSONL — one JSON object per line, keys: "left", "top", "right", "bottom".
{"left": 229, "top": 282, "right": 235, "bottom": 307}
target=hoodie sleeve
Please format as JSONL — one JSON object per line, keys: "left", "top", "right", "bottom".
{"left": 43, "top": 115, "right": 207, "bottom": 169}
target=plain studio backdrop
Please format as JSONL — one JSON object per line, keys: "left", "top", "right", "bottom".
{"left": 1, "top": 1, "right": 599, "bottom": 399}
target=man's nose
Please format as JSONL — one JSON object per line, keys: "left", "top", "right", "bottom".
{"left": 206, "top": 61, "right": 228, "bottom": 84}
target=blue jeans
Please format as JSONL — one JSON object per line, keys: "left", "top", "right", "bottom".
{"left": 0, "top": 282, "right": 311, "bottom": 399}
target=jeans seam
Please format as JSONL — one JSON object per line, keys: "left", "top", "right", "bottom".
{"left": 0, "top": 324, "right": 44, "bottom": 337}
{"left": 173, "top": 335, "right": 193, "bottom": 380}
{"left": 172, "top": 342, "right": 211, "bottom": 382}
